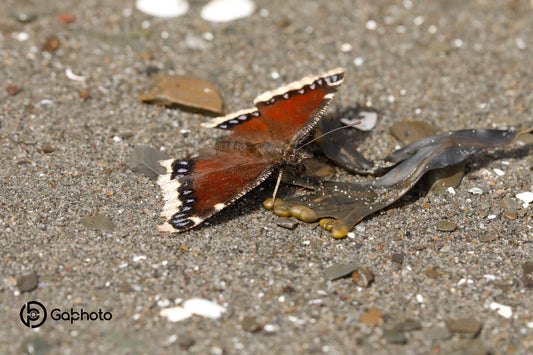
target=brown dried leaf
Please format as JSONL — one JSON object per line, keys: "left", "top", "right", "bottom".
{"left": 139, "top": 73, "right": 223, "bottom": 115}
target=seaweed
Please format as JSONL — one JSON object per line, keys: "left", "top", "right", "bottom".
{"left": 266, "top": 128, "right": 533, "bottom": 238}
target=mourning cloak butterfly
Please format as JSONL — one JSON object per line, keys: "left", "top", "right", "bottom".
{"left": 157, "top": 68, "right": 345, "bottom": 232}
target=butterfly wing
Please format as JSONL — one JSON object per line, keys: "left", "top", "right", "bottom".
{"left": 202, "top": 68, "right": 345, "bottom": 145}
{"left": 158, "top": 148, "right": 274, "bottom": 232}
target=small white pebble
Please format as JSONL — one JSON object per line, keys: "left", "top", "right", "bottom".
{"left": 493, "top": 168, "right": 505, "bottom": 176}
{"left": 487, "top": 215, "right": 497, "bottom": 220}
{"left": 416, "top": 294, "right": 424, "bottom": 303}
{"left": 302, "top": 240, "right": 310, "bottom": 245}
{"left": 201, "top": 0, "right": 256, "bottom": 23}
{"left": 516, "top": 192, "right": 533, "bottom": 207}
{"left": 468, "top": 187, "right": 483, "bottom": 195}
{"left": 270, "top": 71, "right": 280, "bottom": 80}
{"left": 447, "top": 187, "right": 456, "bottom": 195}
{"left": 133, "top": 313, "right": 141, "bottom": 320}
{"left": 135, "top": 0, "right": 189, "bottom": 18}
{"left": 184, "top": 298, "right": 227, "bottom": 319}
{"left": 160, "top": 306, "right": 192, "bottom": 322}
{"left": 453, "top": 38, "right": 463, "bottom": 47}
{"left": 413, "top": 16, "right": 424, "bottom": 26}
{"left": 515, "top": 37, "right": 526, "bottom": 50}
{"left": 365, "top": 20, "right": 377, "bottom": 30}
{"left": 483, "top": 274, "right": 497, "bottom": 280}
{"left": 12, "top": 32, "right": 29, "bottom": 41}
{"left": 490, "top": 301, "right": 513, "bottom": 319}
{"left": 157, "top": 299, "right": 171, "bottom": 307}
{"left": 112, "top": 136, "right": 122, "bottom": 142}
{"left": 353, "top": 57, "right": 365, "bottom": 66}
{"left": 202, "top": 32, "right": 214, "bottom": 41}
{"left": 340, "top": 43, "right": 352, "bottom": 52}
{"left": 133, "top": 255, "right": 146, "bottom": 262}
{"left": 263, "top": 324, "right": 277, "bottom": 332}
{"left": 428, "top": 25, "right": 437, "bottom": 34}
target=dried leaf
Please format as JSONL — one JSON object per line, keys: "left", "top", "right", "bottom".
{"left": 139, "top": 73, "right": 223, "bottom": 115}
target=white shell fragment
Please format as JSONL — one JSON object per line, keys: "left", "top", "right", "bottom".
{"left": 135, "top": 0, "right": 189, "bottom": 18}
{"left": 159, "top": 306, "right": 192, "bottom": 322}
{"left": 183, "top": 298, "right": 227, "bottom": 319}
{"left": 468, "top": 187, "right": 483, "bottom": 195}
{"left": 201, "top": 0, "right": 256, "bottom": 22}
{"left": 517, "top": 192, "right": 533, "bottom": 208}
{"left": 160, "top": 298, "right": 227, "bottom": 322}
{"left": 340, "top": 110, "right": 378, "bottom": 131}
{"left": 65, "top": 68, "right": 85, "bottom": 81}
{"left": 489, "top": 301, "right": 513, "bottom": 319}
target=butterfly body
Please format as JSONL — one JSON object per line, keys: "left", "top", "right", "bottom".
{"left": 157, "top": 68, "right": 345, "bottom": 233}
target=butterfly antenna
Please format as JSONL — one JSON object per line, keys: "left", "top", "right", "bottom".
{"left": 296, "top": 120, "right": 362, "bottom": 152}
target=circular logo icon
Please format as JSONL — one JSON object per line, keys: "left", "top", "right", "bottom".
{"left": 20, "top": 301, "right": 47, "bottom": 328}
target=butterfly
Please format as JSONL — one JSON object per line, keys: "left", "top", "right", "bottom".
{"left": 157, "top": 68, "right": 345, "bottom": 232}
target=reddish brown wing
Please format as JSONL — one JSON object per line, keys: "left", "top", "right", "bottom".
{"left": 157, "top": 148, "right": 274, "bottom": 232}
{"left": 202, "top": 68, "right": 345, "bottom": 145}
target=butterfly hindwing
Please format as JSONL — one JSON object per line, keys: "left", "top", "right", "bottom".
{"left": 157, "top": 148, "right": 274, "bottom": 232}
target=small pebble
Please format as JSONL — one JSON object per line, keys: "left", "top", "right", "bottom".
{"left": 523, "top": 262, "right": 533, "bottom": 288}
{"left": 489, "top": 301, "right": 512, "bottom": 319}
{"left": 201, "top": 0, "right": 256, "bottom": 23}
{"left": 439, "top": 245, "right": 451, "bottom": 253}
{"left": 360, "top": 307, "right": 383, "bottom": 327}
{"left": 81, "top": 214, "right": 116, "bottom": 231}
{"left": 436, "top": 220, "right": 456, "bottom": 232}
{"left": 276, "top": 217, "right": 297, "bottom": 230}
{"left": 20, "top": 335, "right": 51, "bottom": 354}
{"left": 135, "top": 0, "right": 189, "bottom": 18}
{"left": 383, "top": 329, "right": 407, "bottom": 344}
{"left": 423, "top": 325, "right": 452, "bottom": 341}
{"left": 479, "top": 235, "right": 498, "bottom": 242}
{"left": 391, "top": 252, "right": 405, "bottom": 264}
{"left": 323, "top": 262, "right": 359, "bottom": 281}
{"left": 352, "top": 268, "right": 374, "bottom": 288}
{"left": 43, "top": 36, "right": 60, "bottom": 52}
{"left": 17, "top": 270, "right": 39, "bottom": 292}
{"left": 241, "top": 316, "right": 262, "bottom": 333}
{"left": 391, "top": 319, "right": 421, "bottom": 332}
{"left": 41, "top": 144, "right": 56, "bottom": 154}
{"left": 6, "top": 85, "right": 22, "bottom": 96}
{"left": 445, "top": 317, "right": 482, "bottom": 337}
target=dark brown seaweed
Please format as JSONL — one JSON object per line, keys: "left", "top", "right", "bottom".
{"left": 270, "top": 128, "right": 533, "bottom": 238}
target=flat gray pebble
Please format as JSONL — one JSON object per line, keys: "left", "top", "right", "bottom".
{"left": 323, "top": 262, "right": 358, "bottom": 280}
{"left": 17, "top": 270, "right": 39, "bottom": 292}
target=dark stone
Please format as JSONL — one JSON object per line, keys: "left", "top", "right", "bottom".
{"left": 523, "top": 262, "right": 533, "bottom": 288}
{"left": 17, "top": 270, "right": 39, "bottom": 292}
